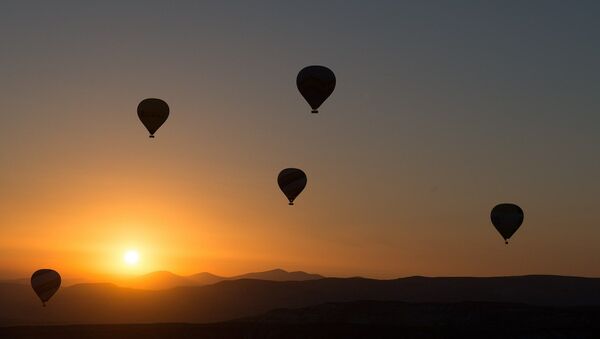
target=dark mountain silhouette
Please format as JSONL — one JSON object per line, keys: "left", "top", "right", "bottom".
{"left": 1, "top": 275, "right": 599, "bottom": 326}
{"left": 187, "top": 272, "right": 225, "bottom": 286}
{"left": 1, "top": 269, "right": 323, "bottom": 291}
{"left": 1, "top": 301, "right": 599, "bottom": 338}
{"left": 118, "top": 269, "right": 323, "bottom": 290}
{"left": 119, "top": 271, "right": 197, "bottom": 290}
{"left": 119, "top": 269, "right": 322, "bottom": 290}
{"left": 229, "top": 268, "right": 323, "bottom": 282}
{"left": 186, "top": 269, "right": 322, "bottom": 288}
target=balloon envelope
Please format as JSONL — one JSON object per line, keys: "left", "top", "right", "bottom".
{"left": 278, "top": 168, "right": 307, "bottom": 205}
{"left": 31, "top": 269, "right": 61, "bottom": 306}
{"left": 490, "top": 203, "right": 524, "bottom": 244}
{"left": 296, "top": 65, "right": 336, "bottom": 113}
{"left": 137, "top": 98, "right": 169, "bottom": 138}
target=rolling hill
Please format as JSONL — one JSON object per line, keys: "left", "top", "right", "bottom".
{"left": 1, "top": 269, "right": 324, "bottom": 290}
{"left": 229, "top": 268, "right": 323, "bottom": 282}
{"left": 118, "top": 269, "right": 323, "bottom": 290}
{"left": 1, "top": 275, "right": 599, "bottom": 326}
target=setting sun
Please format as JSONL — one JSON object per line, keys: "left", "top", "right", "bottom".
{"left": 123, "top": 250, "right": 140, "bottom": 265}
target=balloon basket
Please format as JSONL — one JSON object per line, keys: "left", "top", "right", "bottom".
{"left": 311, "top": 110, "right": 318, "bottom": 114}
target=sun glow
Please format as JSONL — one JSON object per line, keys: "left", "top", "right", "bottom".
{"left": 124, "top": 250, "right": 140, "bottom": 265}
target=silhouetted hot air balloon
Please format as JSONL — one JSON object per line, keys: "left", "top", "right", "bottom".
{"left": 137, "top": 98, "right": 169, "bottom": 138}
{"left": 297, "top": 65, "right": 336, "bottom": 113}
{"left": 278, "top": 168, "right": 307, "bottom": 205}
{"left": 31, "top": 269, "right": 61, "bottom": 307}
{"left": 490, "top": 203, "right": 524, "bottom": 244}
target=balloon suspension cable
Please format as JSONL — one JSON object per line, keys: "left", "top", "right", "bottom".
{"left": 311, "top": 109, "right": 319, "bottom": 114}
{"left": 149, "top": 135, "right": 155, "bottom": 138}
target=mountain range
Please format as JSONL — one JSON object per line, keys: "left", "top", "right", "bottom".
{"left": 1, "top": 274, "right": 599, "bottom": 326}
{"left": 119, "top": 268, "right": 323, "bottom": 290}
{"left": 1, "top": 268, "right": 324, "bottom": 290}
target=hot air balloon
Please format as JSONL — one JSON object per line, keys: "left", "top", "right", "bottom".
{"left": 490, "top": 203, "right": 524, "bottom": 244}
{"left": 297, "top": 65, "right": 336, "bottom": 113}
{"left": 278, "top": 168, "right": 307, "bottom": 205}
{"left": 31, "top": 269, "right": 61, "bottom": 307}
{"left": 137, "top": 98, "right": 169, "bottom": 138}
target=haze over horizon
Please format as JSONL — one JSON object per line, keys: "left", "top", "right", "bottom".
{"left": 1, "top": 1, "right": 600, "bottom": 281}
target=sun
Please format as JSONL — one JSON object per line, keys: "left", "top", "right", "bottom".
{"left": 123, "top": 250, "right": 140, "bottom": 265}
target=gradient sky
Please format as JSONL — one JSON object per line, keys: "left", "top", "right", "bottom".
{"left": 1, "top": 1, "right": 599, "bottom": 280}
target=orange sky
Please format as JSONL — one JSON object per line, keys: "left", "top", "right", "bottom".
{"left": 1, "top": 2, "right": 599, "bottom": 280}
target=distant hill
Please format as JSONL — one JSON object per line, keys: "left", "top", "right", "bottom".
{"left": 187, "top": 272, "right": 225, "bottom": 286}
{"left": 0, "top": 269, "right": 324, "bottom": 291}
{"left": 1, "top": 275, "right": 599, "bottom": 326}
{"left": 119, "top": 271, "right": 197, "bottom": 290}
{"left": 119, "top": 269, "right": 323, "bottom": 290}
{"left": 230, "top": 269, "right": 323, "bottom": 282}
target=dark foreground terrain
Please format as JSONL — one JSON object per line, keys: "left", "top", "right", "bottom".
{"left": 2, "top": 301, "right": 599, "bottom": 339}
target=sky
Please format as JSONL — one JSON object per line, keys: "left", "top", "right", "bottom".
{"left": 0, "top": 1, "right": 599, "bottom": 280}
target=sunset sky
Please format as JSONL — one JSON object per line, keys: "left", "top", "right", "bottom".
{"left": 1, "top": 1, "right": 599, "bottom": 280}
